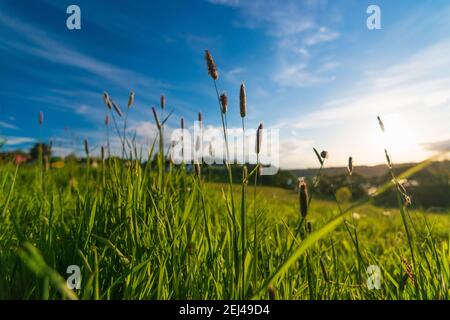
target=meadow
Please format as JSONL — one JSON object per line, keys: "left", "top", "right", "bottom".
{"left": 0, "top": 51, "right": 449, "bottom": 300}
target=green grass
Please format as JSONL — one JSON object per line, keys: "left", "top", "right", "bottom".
{"left": 0, "top": 52, "right": 449, "bottom": 300}
{"left": 0, "top": 159, "right": 449, "bottom": 300}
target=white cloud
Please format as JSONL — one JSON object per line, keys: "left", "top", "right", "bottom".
{"left": 275, "top": 39, "right": 450, "bottom": 166}
{"left": 304, "top": 27, "right": 340, "bottom": 46}
{"left": 207, "top": 0, "right": 315, "bottom": 37}
{"left": 207, "top": 1, "right": 342, "bottom": 90}
{"left": 222, "top": 67, "right": 246, "bottom": 83}
{"left": 3, "top": 136, "right": 35, "bottom": 146}
{"left": 0, "top": 11, "right": 170, "bottom": 96}
{"left": 288, "top": 40, "right": 450, "bottom": 129}
{"left": 422, "top": 139, "right": 450, "bottom": 152}
{"left": 274, "top": 63, "right": 336, "bottom": 87}
{"left": 74, "top": 105, "right": 92, "bottom": 115}
{"left": 0, "top": 121, "right": 17, "bottom": 130}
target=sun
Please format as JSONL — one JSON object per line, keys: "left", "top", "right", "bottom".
{"left": 371, "top": 113, "right": 427, "bottom": 164}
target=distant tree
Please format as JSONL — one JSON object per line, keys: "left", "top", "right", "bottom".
{"left": 29, "top": 143, "right": 52, "bottom": 160}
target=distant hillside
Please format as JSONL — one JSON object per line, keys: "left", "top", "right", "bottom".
{"left": 289, "top": 161, "right": 448, "bottom": 178}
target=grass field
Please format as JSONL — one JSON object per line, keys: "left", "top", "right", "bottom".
{"left": 1, "top": 50, "right": 449, "bottom": 301}
{"left": 0, "top": 158, "right": 449, "bottom": 300}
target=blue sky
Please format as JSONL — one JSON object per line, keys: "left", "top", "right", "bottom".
{"left": 1, "top": 0, "right": 449, "bottom": 168}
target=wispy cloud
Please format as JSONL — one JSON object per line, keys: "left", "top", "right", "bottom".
{"left": 222, "top": 67, "right": 246, "bottom": 83}
{"left": 0, "top": 121, "right": 18, "bottom": 130}
{"left": 274, "top": 63, "right": 336, "bottom": 87}
{"left": 207, "top": 0, "right": 315, "bottom": 37}
{"left": 3, "top": 136, "right": 35, "bottom": 146}
{"left": 423, "top": 139, "right": 450, "bottom": 152}
{"left": 0, "top": 11, "right": 171, "bottom": 97}
{"left": 304, "top": 27, "right": 340, "bottom": 46}
{"left": 208, "top": 1, "right": 342, "bottom": 89}
{"left": 277, "top": 39, "right": 450, "bottom": 129}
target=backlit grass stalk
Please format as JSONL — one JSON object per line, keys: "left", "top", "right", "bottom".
{"left": 240, "top": 85, "right": 247, "bottom": 298}
{"left": 152, "top": 106, "right": 164, "bottom": 190}
{"left": 377, "top": 115, "right": 419, "bottom": 297}
{"left": 37, "top": 111, "right": 44, "bottom": 192}
{"left": 205, "top": 50, "right": 239, "bottom": 293}
{"left": 204, "top": 51, "right": 235, "bottom": 206}
{"left": 254, "top": 122, "right": 263, "bottom": 290}
{"left": 122, "top": 91, "right": 134, "bottom": 160}
{"left": 104, "top": 92, "right": 127, "bottom": 158}
{"left": 252, "top": 153, "right": 443, "bottom": 298}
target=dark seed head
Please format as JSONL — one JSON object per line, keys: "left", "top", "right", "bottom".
{"left": 127, "top": 91, "right": 135, "bottom": 108}
{"left": 204, "top": 50, "right": 219, "bottom": 80}
{"left": 377, "top": 115, "right": 385, "bottom": 132}
{"left": 194, "top": 162, "right": 201, "bottom": 177}
{"left": 112, "top": 100, "right": 123, "bottom": 117}
{"left": 198, "top": 112, "right": 203, "bottom": 127}
{"left": 103, "top": 92, "right": 111, "bottom": 110}
{"left": 307, "top": 221, "right": 313, "bottom": 233}
{"left": 160, "top": 95, "right": 165, "bottom": 110}
{"left": 299, "top": 179, "right": 308, "bottom": 218}
{"left": 220, "top": 92, "right": 228, "bottom": 114}
{"left": 84, "top": 139, "right": 89, "bottom": 157}
{"left": 268, "top": 284, "right": 276, "bottom": 300}
{"left": 256, "top": 122, "right": 263, "bottom": 155}
{"left": 240, "top": 83, "right": 246, "bottom": 118}
{"left": 348, "top": 156, "right": 353, "bottom": 176}
{"left": 385, "top": 149, "right": 392, "bottom": 168}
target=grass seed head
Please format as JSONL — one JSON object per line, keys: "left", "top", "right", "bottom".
{"left": 377, "top": 115, "right": 385, "bottom": 132}
{"left": 198, "top": 112, "right": 203, "bottom": 127}
{"left": 299, "top": 179, "right": 308, "bottom": 218}
{"left": 103, "top": 92, "right": 112, "bottom": 109}
{"left": 220, "top": 92, "right": 228, "bottom": 114}
{"left": 204, "top": 50, "right": 219, "bottom": 80}
{"left": 127, "top": 91, "right": 135, "bottom": 108}
{"left": 105, "top": 115, "right": 109, "bottom": 126}
{"left": 39, "top": 111, "right": 44, "bottom": 125}
{"left": 84, "top": 139, "right": 89, "bottom": 157}
{"left": 401, "top": 257, "right": 415, "bottom": 284}
{"left": 385, "top": 149, "right": 392, "bottom": 168}
{"left": 348, "top": 156, "right": 353, "bottom": 176}
{"left": 160, "top": 95, "right": 165, "bottom": 110}
{"left": 195, "top": 162, "right": 201, "bottom": 177}
{"left": 240, "top": 82, "right": 246, "bottom": 118}
{"left": 180, "top": 117, "right": 184, "bottom": 130}
{"left": 268, "top": 284, "right": 276, "bottom": 300}
{"left": 256, "top": 122, "right": 263, "bottom": 155}
{"left": 307, "top": 221, "right": 313, "bottom": 233}
{"left": 112, "top": 100, "right": 123, "bottom": 117}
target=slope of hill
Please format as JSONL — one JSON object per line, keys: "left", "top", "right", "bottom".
{"left": 289, "top": 161, "right": 448, "bottom": 178}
